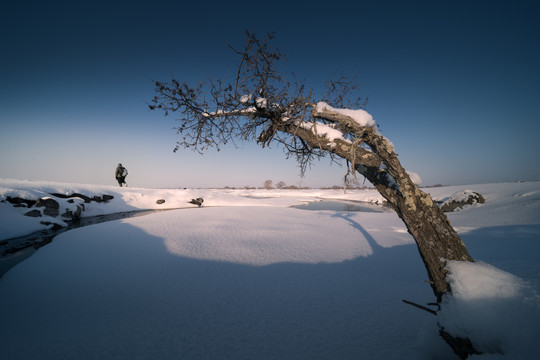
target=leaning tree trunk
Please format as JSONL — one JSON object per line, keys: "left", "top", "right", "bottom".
{"left": 304, "top": 107, "right": 475, "bottom": 301}
{"left": 355, "top": 129, "right": 479, "bottom": 358}
{"left": 356, "top": 126, "right": 474, "bottom": 301}
{"left": 285, "top": 120, "right": 479, "bottom": 358}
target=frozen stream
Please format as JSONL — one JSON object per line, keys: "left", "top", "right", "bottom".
{"left": 0, "top": 208, "right": 175, "bottom": 278}
{"left": 0, "top": 200, "right": 389, "bottom": 278}
{"left": 293, "top": 199, "right": 392, "bottom": 213}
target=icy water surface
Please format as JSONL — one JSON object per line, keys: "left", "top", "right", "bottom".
{"left": 294, "top": 199, "right": 392, "bottom": 213}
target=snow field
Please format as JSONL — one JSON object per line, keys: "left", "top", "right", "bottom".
{"left": 1, "top": 179, "right": 539, "bottom": 359}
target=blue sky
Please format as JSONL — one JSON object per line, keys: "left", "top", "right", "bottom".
{"left": 1, "top": 0, "right": 539, "bottom": 188}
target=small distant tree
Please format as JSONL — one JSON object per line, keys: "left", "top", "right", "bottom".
{"left": 150, "top": 31, "right": 477, "bottom": 357}
{"left": 263, "top": 179, "right": 273, "bottom": 190}
{"left": 276, "top": 181, "right": 286, "bottom": 189}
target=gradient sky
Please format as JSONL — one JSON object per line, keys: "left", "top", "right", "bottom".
{"left": 1, "top": 0, "right": 539, "bottom": 188}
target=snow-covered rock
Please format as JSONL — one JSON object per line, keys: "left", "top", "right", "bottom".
{"left": 440, "top": 189, "right": 485, "bottom": 212}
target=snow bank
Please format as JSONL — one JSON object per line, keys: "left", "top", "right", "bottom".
{"left": 0, "top": 202, "right": 49, "bottom": 239}
{"left": 429, "top": 182, "right": 540, "bottom": 228}
{"left": 0, "top": 178, "right": 387, "bottom": 241}
{"left": 439, "top": 261, "right": 540, "bottom": 358}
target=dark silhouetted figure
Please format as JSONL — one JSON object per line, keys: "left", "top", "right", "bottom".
{"left": 115, "top": 163, "right": 128, "bottom": 187}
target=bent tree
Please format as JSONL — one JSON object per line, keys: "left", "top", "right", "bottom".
{"left": 150, "top": 32, "right": 476, "bottom": 357}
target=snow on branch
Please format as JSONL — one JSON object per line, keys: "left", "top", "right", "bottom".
{"left": 295, "top": 120, "right": 351, "bottom": 146}
{"left": 315, "top": 102, "right": 376, "bottom": 127}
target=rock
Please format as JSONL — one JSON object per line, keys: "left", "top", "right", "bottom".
{"left": 156, "top": 199, "right": 166, "bottom": 205}
{"left": 24, "top": 209, "right": 42, "bottom": 217}
{"left": 49, "top": 193, "right": 113, "bottom": 203}
{"left": 35, "top": 198, "right": 60, "bottom": 217}
{"left": 440, "top": 190, "right": 485, "bottom": 212}
{"left": 188, "top": 198, "right": 204, "bottom": 207}
{"left": 91, "top": 195, "right": 114, "bottom": 203}
{"left": 73, "top": 193, "right": 92, "bottom": 203}
{"left": 50, "top": 193, "right": 92, "bottom": 203}
{"left": 61, "top": 198, "right": 85, "bottom": 220}
{"left": 6, "top": 197, "right": 36, "bottom": 208}
{"left": 62, "top": 204, "right": 84, "bottom": 220}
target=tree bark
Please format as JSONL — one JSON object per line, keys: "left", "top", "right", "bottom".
{"left": 304, "top": 108, "right": 474, "bottom": 301}
{"left": 357, "top": 128, "right": 473, "bottom": 300}
{"left": 368, "top": 166, "right": 473, "bottom": 300}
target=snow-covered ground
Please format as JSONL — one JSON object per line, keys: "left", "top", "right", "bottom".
{"left": 0, "top": 178, "right": 539, "bottom": 359}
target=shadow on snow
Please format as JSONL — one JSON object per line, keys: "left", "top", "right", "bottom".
{"left": 0, "top": 213, "right": 439, "bottom": 360}
{"left": 2, "top": 215, "right": 538, "bottom": 359}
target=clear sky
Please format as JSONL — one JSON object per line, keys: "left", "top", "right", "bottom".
{"left": 1, "top": 0, "right": 539, "bottom": 188}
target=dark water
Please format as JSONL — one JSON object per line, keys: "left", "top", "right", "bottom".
{"left": 293, "top": 199, "right": 392, "bottom": 213}
{"left": 0, "top": 209, "right": 175, "bottom": 278}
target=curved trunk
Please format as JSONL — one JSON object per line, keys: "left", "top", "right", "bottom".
{"left": 358, "top": 162, "right": 473, "bottom": 300}
{"left": 355, "top": 128, "right": 473, "bottom": 300}
{"left": 283, "top": 116, "right": 474, "bottom": 301}
{"left": 289, "top": 112, "right": 477, "bottom": 356}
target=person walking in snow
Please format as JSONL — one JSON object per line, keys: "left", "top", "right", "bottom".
{"left": 115, "top": 163, "right": 128, "bottom": 187}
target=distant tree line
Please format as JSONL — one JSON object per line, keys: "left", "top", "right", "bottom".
{"left": 223, "top": 180, "right": 376, "bottom": 190}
